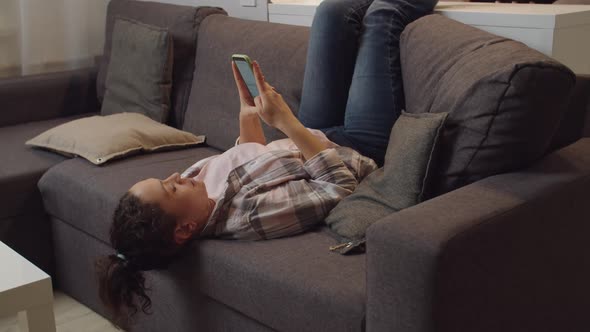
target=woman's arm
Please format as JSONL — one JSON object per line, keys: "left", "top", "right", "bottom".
{"left": 232, "top": 61, "right": 266, "bottom": 145}
{"left": 239, "top": 113, "right": 266, "bottom": 145}
{"left": 277, "top": 115, "right": 327, "bottom": 161}
{"left": 250, "top": 60, "right": 327, "bottom": 160}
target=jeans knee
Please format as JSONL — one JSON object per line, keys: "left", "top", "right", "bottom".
{"left": 314, "top": 0, "right": 371, "bottom": 27}
{"left": 315, "top": 0, "right": 349, "bottom": 23}
{"left": 364, "top": 0, "right": 438, "bottom": 24}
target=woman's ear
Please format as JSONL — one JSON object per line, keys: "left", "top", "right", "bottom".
{"left": 174, "top": 220, "right": 196, "bottom": 245}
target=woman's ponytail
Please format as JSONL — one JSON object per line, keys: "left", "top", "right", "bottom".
{"left": 96, "top": 192, "right": 182, "bottom": 330}
{"left": 96, "top": 253, "right": 151, "bottom": 330}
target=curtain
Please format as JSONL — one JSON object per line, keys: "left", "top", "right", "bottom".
{"left": 0, "top": 0, "right": 109, "bottom": 77}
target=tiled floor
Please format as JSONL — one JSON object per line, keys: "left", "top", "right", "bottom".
{"left": 0, "top": 290, "right": 122, "bottom": 332}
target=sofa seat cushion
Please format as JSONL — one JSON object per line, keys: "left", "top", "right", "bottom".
{"left": 173, "top": 228, "right": 367, "bottom": 332}
{"left": 38, "top": 147, "right": 222, "bottom": 244}
{"left": 0, "top": 113, "right": 97, "bottom": 219}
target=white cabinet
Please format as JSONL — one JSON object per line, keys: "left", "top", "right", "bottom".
{"left": 436, "top": 2, "right": 590, "bottom": 74}
{"left": 268, "top": 1, "right": 590, "bottom": 74}
{"left": 268, "top": 0, "right": 319, "bottom": 26}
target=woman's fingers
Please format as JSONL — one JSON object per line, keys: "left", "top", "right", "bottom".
{"left": 253, "top": 95, "right": 262, "bottom": 109}
{"left": 252, "top": 61, "right": 282, "bottom": 100}
{"left": 252, "top": 61, "right": 269, "bottom": 96}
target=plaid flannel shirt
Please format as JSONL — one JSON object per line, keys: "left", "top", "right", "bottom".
{"left": 195, "top": 146, "right": 378, "bottom": 240}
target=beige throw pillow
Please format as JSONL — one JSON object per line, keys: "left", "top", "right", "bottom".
{"left": 26, "top": 113, "right": 205, "bottom": 165}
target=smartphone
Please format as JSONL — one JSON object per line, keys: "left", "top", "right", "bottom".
{"left": 231, "top": 54, "right": 259, "bottom": 98}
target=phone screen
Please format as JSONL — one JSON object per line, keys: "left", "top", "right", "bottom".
{"left": 234, "top": 59, "right": 260, "bottom": 98}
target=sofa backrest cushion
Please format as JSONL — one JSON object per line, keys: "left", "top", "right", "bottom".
{"left": 96, "top": 0, "right": 227, "bottom": 128}
{"left": 400, "top": 14, "right": 576, "bottom": 197}
{"left": 182, "top": 15, "right": 310, "bottom": 151}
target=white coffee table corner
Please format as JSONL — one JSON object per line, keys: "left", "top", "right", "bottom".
{"left": 0, "top": 241, "right": 56, "bottom": 332}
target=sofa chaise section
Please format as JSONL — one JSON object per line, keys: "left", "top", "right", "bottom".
{"left": 0, "top": 68, "right": 98, "bottom": 274}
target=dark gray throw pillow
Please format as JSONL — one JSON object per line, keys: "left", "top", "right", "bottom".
{"left": 324, "top": 111, "right": 448, "bottom": 254}
{"left": 101, "top": 18, "right": 173, "bottom": 123}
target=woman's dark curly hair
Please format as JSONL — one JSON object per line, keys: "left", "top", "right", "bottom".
{"left": 95, "top": 191, "right": 188, "bottom": 330}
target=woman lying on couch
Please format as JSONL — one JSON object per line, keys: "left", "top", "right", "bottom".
{"left": 96, "top": 0, "right": 437, "bottom": 329}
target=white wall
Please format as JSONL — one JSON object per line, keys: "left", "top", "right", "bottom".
{"left": 0, "top": 0, "right": 266, "bottom": 77}
{"left": 0, "top": 0, "right": 109, "bottom": 76}
{"left": 18, "top": 0, "right": 108, "bottom": 72}
{"left": 139, "top": 0, "right": 268, "bottom": 21}
{"left": 0, "top": 0, "right": 20, "bottom": 71}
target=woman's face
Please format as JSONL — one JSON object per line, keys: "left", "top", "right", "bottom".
{"left": 129, "top": 172, "right": 214, "bottom": 243}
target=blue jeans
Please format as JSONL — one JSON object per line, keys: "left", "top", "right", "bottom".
{"left": 298, "top": 0, "right": 438, "bottom": 166}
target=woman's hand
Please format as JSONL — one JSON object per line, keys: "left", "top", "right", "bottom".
{"left": 250, "top": 60, "right": 297, "bottom": 132}
{"left": 249, "top": 61, "right": 325, "bottom": 160}
{"left": 231, "top": 61, "right": 259, "bottom": 119}
{"left": 231, "top": 60, "right": 267, "bottom": 145}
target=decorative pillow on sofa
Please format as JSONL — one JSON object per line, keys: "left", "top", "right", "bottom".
{"left": 96, "top": 0, "right": 228, "bottom": 127}
{"left": 101, "top": 18, "right": 173, "bottom": 123}
{"left": 324, "top": 111, "right": 448, "bottom": 254}
{"left": 400, "top": 15, "right": 576, "bottom": 197}
{"left": 26, "top": 113, "right": 205, "bottom": 165}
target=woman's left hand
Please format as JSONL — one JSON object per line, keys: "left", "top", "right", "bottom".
{"left": 231, "top": 61, "right": 259, "bottom": 118}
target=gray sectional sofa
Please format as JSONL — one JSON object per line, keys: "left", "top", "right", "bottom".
{"left": 1, "top": 0, "right": 590, "bottom": 331}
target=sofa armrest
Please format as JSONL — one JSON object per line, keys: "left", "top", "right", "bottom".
{"left": 366, "top": 138, "right": 590, "bottom": 332}
{"left": 0, "top": 67, "right": 99, "bottom": 128}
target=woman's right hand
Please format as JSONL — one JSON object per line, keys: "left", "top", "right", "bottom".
{"left": 251, "top": 60, "right": 297, "bottom": 132}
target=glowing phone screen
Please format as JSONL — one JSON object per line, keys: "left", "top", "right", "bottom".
{"left": 235, "top": 59, "right": 259, "bottom": 98}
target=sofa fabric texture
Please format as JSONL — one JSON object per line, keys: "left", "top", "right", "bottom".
{"left": 325, "top": 111, "right": 448, "bottom": 247}
{"left": 182, "top": 15, "right": 310, "bottom": 151}
{"left": 96, "top": 0, "right": 227, "bottom": 128}
{"left": 550, "top": 75, "right": 590, "bottom": 150}
{"left": 433, "top": 141, "right": 590, "bottom": 331}
{"left": 366, "top": 138, "right": 590, "bottom": 332}
{"left": 0, "top": 68, "right": 99, "bottom": 128}
{"left": 400, "top": 14, "right": 576, "bottom": 197}
{"left": 1, "top": 114, "right": 97, "bottom": 220}
{"left": 101, "top": 18, "right": 173, "bottom": 123}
